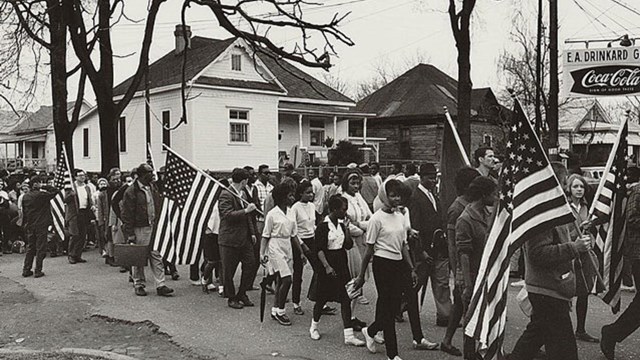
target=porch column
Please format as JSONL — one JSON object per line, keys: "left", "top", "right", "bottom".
{"left": 363, "top": 117, "right": 368, "bottom": 144}
{"left": 298, "top": 114, "right": 304, "bottom": 147}
{"left": 333, "top": 116, "right": 337, "bottom": 143}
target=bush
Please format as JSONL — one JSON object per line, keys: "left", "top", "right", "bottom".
{"left": 328, "top": 140, "right": 362, "bottom": 166}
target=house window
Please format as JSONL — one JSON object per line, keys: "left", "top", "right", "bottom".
{"left": 309, "top": 119, "right": 325, "bottom": 146}
{"left": 83, "top": 128, "right": 89, "bottom": 157}
{"left": 162, "top": 111, "right": 171, "bottom": 148}
{"left": 231, "top": 54, "right": 242, "bottom": 71}
{"left": 483, "top": 134, "right": 493, "bottom": 147}
{"left": 229, "top": 109, "right": 249, "bottom": 143}
{"left": 118, "top": 117, "right": 127, "bottom": 152}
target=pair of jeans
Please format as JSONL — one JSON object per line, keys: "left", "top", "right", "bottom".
{"left": 368, "top": 256, "right": 408, "bottom": 359}
{"left": 510, "top": 293, "right": 578, "bottom": 360}
{"left": 219, "top": 242, "right": 256, "bottom": 301}
{"left": 605, "top": 258, "right": 640, "bottom": 342}
{"left": 131, "top": 226, "right": 166, "bottom": 289}
{"left": 23, "top": 225, "right": 48, "bottom": 272}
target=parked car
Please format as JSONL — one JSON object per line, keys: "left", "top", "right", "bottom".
{"left": 582, "top": 166, "right": 605, "bottom": 188}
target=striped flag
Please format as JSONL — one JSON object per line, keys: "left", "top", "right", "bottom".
{"left": 464, "top": 99, "right": 576, "bottom": 359}
{"left": 589, "top": 117, "right": 628, "bottom": 314}
{"left": 50, "top": 146, "right": 73, "bottom": 241}
{"left": 151, "top": 147, "right": 221, "bottom": 264}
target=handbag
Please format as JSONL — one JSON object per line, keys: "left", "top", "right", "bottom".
{"left": 113, "top": 243, "right": 149, "bottom": 267}
{"left": 345, "top": 278, "right": 363, "bottom": 300}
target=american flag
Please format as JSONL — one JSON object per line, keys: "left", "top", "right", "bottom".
{"left": 590, "top": 117, "right": 628, "bottom": 313}
{"left": 146, "top": 142, "right": 158, "bottom": 179}
{"left": 50, "top": 146, "right": 73, "bottom": 241}
{"left": 464, "top": 100, "right": 576, "bottom": 359}
{"left": 151, "top": 147, "right": 221, "bottom": 264}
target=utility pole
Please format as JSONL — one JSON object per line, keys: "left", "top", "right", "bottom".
{"left": 548, "top": 0, "right": 559, "bottom": 156}
{"left": 535, "top": 0, "right": 543, "bottom": 136}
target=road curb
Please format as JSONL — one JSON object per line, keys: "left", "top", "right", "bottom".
{"left": 0, "top": 347, "right": 138, "bottom": 360}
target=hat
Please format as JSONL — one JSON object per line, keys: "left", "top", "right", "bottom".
{"left": 97, "top": 178, "right": 108, "bottom": 187}
{"left": 346, "top": 163, "right": 358, "bottom": 169}
{"left": 419, "top": 163, "right": 437, "bottom": 176}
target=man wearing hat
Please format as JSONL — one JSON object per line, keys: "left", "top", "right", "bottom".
{"left": 407, "top": 162, "right": 452, "bottom": 327}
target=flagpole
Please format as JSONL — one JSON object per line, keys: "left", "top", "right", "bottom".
{"left": 147, "top": 142, "right": 158, "bottom": 179}
{"left": 162, "top": 144, "right": 264, "bottom": 216}
{"left": 588, "top": 111, "right": 629, "bottom": 218}
{"left": 61, "top": 142, "right": 77, "bottom": 194}
{"left": 443, "top": 106, "right": 472, "bottom": 166}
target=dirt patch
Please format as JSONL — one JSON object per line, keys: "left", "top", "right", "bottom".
{"left": 0, "top": 276, "right": 214, "bottom": 360}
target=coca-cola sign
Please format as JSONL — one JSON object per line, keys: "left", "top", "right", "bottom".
{"left": 563, "top": 45, "right": 640, "bottom": 98}
{"left": 570, "top": 65, "right": 640, "bottom": 95}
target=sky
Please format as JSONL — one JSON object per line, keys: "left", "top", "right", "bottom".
{"left": 6, "top": 0, "right": 640, "bottom": 108}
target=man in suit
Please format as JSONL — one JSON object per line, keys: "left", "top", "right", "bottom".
{"left": 219, "top": 168, "right": 258, "bottom": 309}
{"left": 242, "top": 165, "right": 262, "bottom": 289}
{"left": 65, "top": 169, "right": 92, "bottom": 264}
{"left": 121, "top": 163, "right": 173, "bottom": 297}
{"left": 408, "top": 163, "right": 452, "bottom": 326}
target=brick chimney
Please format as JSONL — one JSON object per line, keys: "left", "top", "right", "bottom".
{"left": 174, "top": 24, "right": 192, "bottom": 54}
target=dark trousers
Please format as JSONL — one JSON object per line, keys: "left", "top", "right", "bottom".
{"left": 510, "top": 293, "right": 578, "bottom": 360}
{"left": 401, "top": 273, "right": 425, "bottom": 342}
{"left": 368, "top": 256, "right": 407, "bottom": 359}
{"left": 220, "top": 242, "right": 256, "bottom": 301}
{"left": 68, "top": 209, "right": 91, "bottom": 259}
{"left": 605, "top": 258, "right": 640, "bottom": 342}
{"left": 292, "top": 237, "right": 312, "bottom": 304}
{"left": 23, "top": 225, "right": 48, "bottom": 272}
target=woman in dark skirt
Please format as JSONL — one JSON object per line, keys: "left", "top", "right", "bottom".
{"left": 310, "top": 195, "right": 365, "bottom": 347}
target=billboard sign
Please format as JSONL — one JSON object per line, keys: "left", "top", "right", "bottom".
{"left": 563, "top": 45, "right": 640, "bottom": 97}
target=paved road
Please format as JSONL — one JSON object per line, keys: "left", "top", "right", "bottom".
{"left": 0, "top": 249, "right": 637, "bottom": 360}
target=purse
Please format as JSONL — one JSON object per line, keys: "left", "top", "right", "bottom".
{"left": 113, "top": 243, "right": 149, "bottom": 267}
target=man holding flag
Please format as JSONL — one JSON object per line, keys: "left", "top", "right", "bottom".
{"left": 464, "top": 99, "right": 589, "bottom": 360}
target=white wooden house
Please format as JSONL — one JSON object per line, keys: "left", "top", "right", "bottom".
{"left": 73, "top": 25, "right": 375, "bottom": 173}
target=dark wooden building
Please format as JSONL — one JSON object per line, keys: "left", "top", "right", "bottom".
{"left": 354, "top": 64, "right": 507, "bottom": 165}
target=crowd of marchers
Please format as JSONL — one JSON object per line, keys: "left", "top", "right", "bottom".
{"left": 1, "top": 146, "right": 639, "bottom": 360}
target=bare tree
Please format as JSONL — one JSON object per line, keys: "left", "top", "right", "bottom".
{"left": 3, "top": 0, "right": 87, "bottom": 167}
{"left": 321, "top": 73, "right": 351, "bottom": 97}
{"left": 448, "top": 0, "right": 476, "bottom": 155}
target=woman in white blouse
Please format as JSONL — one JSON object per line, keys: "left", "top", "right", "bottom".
{"left": 290, "top": 180, "right": 317, "bottom": 315}
{"left": 341, "top": 170, "right": 373, "bottom": 328}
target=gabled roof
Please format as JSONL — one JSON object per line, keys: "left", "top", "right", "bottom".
{"left": 559, "top": 98, "right": 640, "bottom": 134}
{"left": 9, "top": 101, "right": 90, "bottom": 135}
{"left": 0, "top": 110, "right": 28, "bottom": 133}
{"left": 355, "top": 64, "right": 499, "bottom": 119}
{"left": 113, "top": 36, "right": 353, "bottom": 104}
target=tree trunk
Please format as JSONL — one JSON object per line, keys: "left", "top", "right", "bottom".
{"left": 47, "top": 0, "right": 73, "bottom": 169}
{"left": 457, "top": 36, "right": 472, "bottom": 156}
{"left": 95, "top": 96, "right": 119, "bottom": 175}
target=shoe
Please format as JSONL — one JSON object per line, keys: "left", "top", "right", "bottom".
{"left": 206, "top": 283, "right": 217, "bottom": 291}
{"left": 600, "top": 325, "right": 615, "bottom": 360}
{"left": 34, "top": 271, "right": 45, "bottom": 278}
{"left": 238, "top": 295, "right": 254, "bottom": 307}
{"left": 135, "top": 287, "right": 147, "bottom": 296}
{"left": 344, "top": 328, "right": 365, "bottom": 346}
{"left": 218, "top": 286, "right": 224, "bottom": 297}
{"left": 440, "top": 343, "right": 462, "bottom": 356}
{"left": 351, "top": 317, "right": 367, "bottom": 332}
{"left": 171, "top": 272, "right": 180, "bottom": 281}
{"left": 576, "top": 331, "right": 599, "bottom": 343}
{"left": 68, "top": 257, "right": 77, "bottom": 264}
{"left": 321, "top": 305, "right": 337, "bottom": 315}
{"left": 620, "top": 285, "right": 635, "bottom": 292}
{"left": 109, "top": 257, "right": 118, "bottom": 267}
{"left": 294, "top": 305, "right": 305, "bottom": 315}
{"left": 374, "top": 332, "right": 385, "bottom": 344}
{"left": 22, "top": 270, "right": 34, "bottom": 278}
{"left": 274, "top": 313, "right": 292, "bottom": 326}
{"left": 395, "top": 313, "right": 405, "bottom": 323}
{"left": 310, "top": 327, "right": 320, "bottom": 340}
{"left": 361, "top": 327, "right": 376, "bottom": 353}
{"left": 510, "top": 279, "right": 525, "bottom": 287}
{"left": 357, "top": 296, "right": 370, "bottom": 305}
{"left": 228, "top": 299, "right": 244, "bottom": 309}
{"left": 265, "top": 284, "right": 275, "bottom": 294}
{"left": 156, "top": 286, "right": 174, "bottom": 297}
{"left": 388, "top": 356, "right": 403, "bottom": 360}
{"left": 76, "top": 258, "right": 87, "bottom": 263}
{"left": 413, "top": 338, "right": 439, "bottom": 350}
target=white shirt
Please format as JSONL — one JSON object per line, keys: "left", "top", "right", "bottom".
{"left": 366, "top": 209, "right": 410, "bottom": 261}
{"left": 291, "top": 201, "right": 316, "bottom": 238}
{"left": 418, "top": 184, "right": 437, "bottom": 210}
{"left": 373, "top": 173, "right": 383, "bottom": 188}
{"left": 76, "top": 184, "right": 89, "bottom": 209}
{"left": 325, "top": 217, "right": 346, "bottom": 250}
{"left": 262, "top": 206, "right": 298, "bottom": 240}
{"left": 206, "top": 202, "right": 220, "bottom": 235}
{"left": 311, "top": 177, "right": 325, "bottom": 214}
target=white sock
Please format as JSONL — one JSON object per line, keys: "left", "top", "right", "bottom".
{"left": 276, "top": 308, "right": 286, "bottom": 316}
{"left": 271, "top": 307, "right": 278, "bottom": 316}
{"left": 310, "top": 320, "right": 319, "bottom": 330}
